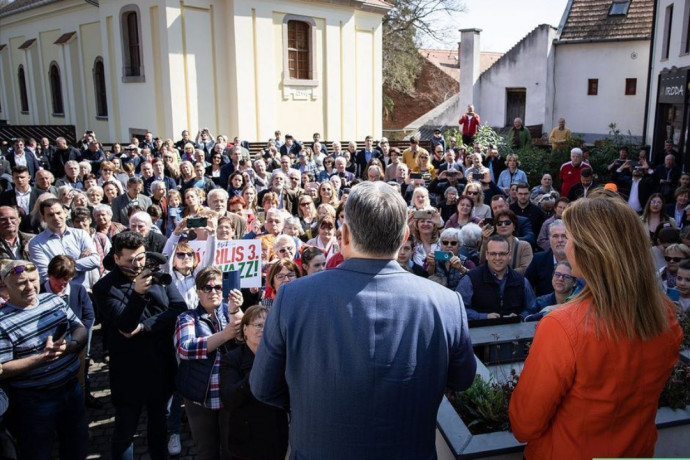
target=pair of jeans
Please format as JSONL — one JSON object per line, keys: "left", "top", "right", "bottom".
{"left": 166, "top": 391, "right": 184, "bottom": 434}
{"left": 111, "top": 397, "right": 168, "bottom": 460}
{"left": 7, "top": 379, "right": 88, "bottom": 460}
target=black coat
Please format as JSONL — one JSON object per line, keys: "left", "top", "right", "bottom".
{"left": 220, "top": 343, "right": 288, "bottom": 460}
{"left": 525, "top": 249, "right": 556, "bottom": 297}
{"left": 93, "top": 267, "right": 186, "bottom": 405}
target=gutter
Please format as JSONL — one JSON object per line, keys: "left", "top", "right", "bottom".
{"left": 0, "top": 0, "right": 61, "bottom": 18}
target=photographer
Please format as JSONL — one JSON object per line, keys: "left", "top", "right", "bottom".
{"left": 93, "top": 231, "right": 187, "bottom": 460}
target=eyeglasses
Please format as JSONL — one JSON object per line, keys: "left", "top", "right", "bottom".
{"left": 250, "top": 323, "right": 265, "bottom": 330}
{"left": 200, "top": 284, "right": 223, "bottom": 293}
{"left": 2, "top": 263, "right": 36, "bottom": 277}
{"left": 665, "top": 256, "right": 684, "bottom": 262}
{"left": 441, "top": 240, "right": 458, "bottom": 246}
{"left": 466, "top": 191, "right": 479, "bottom": 196}
{"left": 496, "top": 220, "right": 513, "bottom": 227}
{"left": 553, "top": 272, "right": 573, "bottom": 281}
{"left": 487, "top": 251, "right": 509, "bottom": 258}
{"left": 419, "top": 155, "right": 429, "bottom": 159}
{"left": 175, "top": 252, "right": 194, "bottom": 259}
{"left": 275, "top": 272, "right": 296, "bottom": 281}
{"left": 651, "top": 201, "right": 663, "bottom": 205}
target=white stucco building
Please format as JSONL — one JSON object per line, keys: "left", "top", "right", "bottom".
{"left": 0, "top": 0, "right": 390, "bottom": 143}
{"left": 645, "top": 0, "right": 690, "bottom": 167}
{"left": 453, "top": 0, "right": 652, "bottom": 143}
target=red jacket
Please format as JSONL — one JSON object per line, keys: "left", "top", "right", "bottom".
{"left": 458, "top": 113, "right": 481, "bottom": 136}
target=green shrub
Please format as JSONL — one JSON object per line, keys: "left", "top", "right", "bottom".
{"left": 450, "top": 370, "right": 519, "bottom": 435}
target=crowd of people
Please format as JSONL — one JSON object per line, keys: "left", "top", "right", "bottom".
{"left": 0, "top": 122, "right": 685, "bottom": 459}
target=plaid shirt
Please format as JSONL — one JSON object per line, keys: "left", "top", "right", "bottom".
{"left": 174, "top": 303, "right": 230, "bottom": 410}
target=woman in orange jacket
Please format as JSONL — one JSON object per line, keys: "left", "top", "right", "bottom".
{"left": 509, "top": 190, "right": 683, "bottom": 460}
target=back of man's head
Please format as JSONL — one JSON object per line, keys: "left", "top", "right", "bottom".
{"left": 112, "top": 231, "right": 146, "bottom": 256}
{"left": 345, "top": 181, "right": 407, "bottom": 257}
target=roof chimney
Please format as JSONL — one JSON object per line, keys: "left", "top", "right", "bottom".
{"left": 459, "top": 28, "right": 481, "bottom": 114}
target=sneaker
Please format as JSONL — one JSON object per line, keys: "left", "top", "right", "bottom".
{"left": 167, "top": 433, "right": 181, "bottom": 456}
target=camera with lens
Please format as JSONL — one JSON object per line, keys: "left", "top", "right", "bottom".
{"left": 144, "top": 252, "right": 172, "bottom": 286}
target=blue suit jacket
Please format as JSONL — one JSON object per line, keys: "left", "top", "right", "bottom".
{"left": 251, "top": 258, "right": 476, "bottom": 460}
{"left": 524, "top": 249, "right": 555, "bottom": 296}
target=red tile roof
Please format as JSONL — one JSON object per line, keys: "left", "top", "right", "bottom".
{"left": 559, "top": 0, "right": 653, "bottom": 42}
{"left": 419, "top": 48, "right": 503, "bottom": 82}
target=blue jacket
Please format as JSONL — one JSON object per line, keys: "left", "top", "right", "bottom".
{"left": 251, "top": 258, "right": 475, "bottom": 460}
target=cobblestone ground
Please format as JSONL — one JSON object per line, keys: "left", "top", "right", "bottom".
{"left": 86, "top": 326, "right": 197, "bottom": 460}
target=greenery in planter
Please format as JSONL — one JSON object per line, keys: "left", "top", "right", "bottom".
{"left": 678, "top": 312, "right": 690, "bottom": 350}
{"left": 449, "top": 370, "right": 519, "bottom": 435}
{"left": 658, "top": 361, "right": 690, "bottom": 409}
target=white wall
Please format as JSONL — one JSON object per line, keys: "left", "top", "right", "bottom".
{"left": 476, "top": 25, "right": 556, "bottom": 130}
{"left": 646, "top": 0, "right": 690, "bottom": 149}
{"left": 553, "top": 40, "right": 649, "bottom": 141}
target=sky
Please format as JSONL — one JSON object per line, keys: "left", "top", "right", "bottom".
{"left": 428, "top": 0, "right": 571, "bottom": 53}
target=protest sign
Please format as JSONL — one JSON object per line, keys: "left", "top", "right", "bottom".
{"left": 188, "top": 239, "right": 262, "bottom": 288}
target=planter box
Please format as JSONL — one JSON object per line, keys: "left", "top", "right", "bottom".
{"left": 435, "top": 322, "right": 690, "bottom": 459}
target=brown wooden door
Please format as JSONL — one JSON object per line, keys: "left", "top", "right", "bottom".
{"left": 506, "top": 88, "right": 526, "bottom": 127}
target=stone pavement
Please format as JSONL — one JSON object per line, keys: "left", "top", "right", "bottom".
{"left": 86, "top": 327, "right": 197, "bottom": 460}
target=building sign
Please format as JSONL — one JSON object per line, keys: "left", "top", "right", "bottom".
{"left": 659, "top": 72, "right": 687, "bottom": 104}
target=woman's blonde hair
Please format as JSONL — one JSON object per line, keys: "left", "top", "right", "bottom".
{"left": 411, "top": 187, "right": 430, "bottom": 209}
{"left": 563, "top": 190, "right": 669, "bottom": 340}
{"left": 463, "top": 182, "right": 485, "bottom": 206}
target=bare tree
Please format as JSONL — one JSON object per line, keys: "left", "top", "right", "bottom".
{"left": 383, "top": 0, "right": 464, "bottom": 104}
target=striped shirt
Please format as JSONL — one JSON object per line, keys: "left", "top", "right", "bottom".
{"left": 0, "top": 293, "right": 83, "bottom": 389}
{"left": 174, "top": 303, "right": 230, "bottom": 410}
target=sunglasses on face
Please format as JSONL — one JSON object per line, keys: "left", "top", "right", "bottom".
{"left": 466, "top": 191, "right": 479, "bottom": 196}
{"left": 665, "top": 256, "right": 684, "bottom": 262}
{"left": 175, "top": 252, "right": 194, "bottom": 259}
{"left": 200, "top": 284, "right": 222, "bottom": 293}
{"left": 496, "top": 220, "right": 513, "bottom": 227}
{"left": 553, "top": 272, "right": 573, "bottom": 281}
{"left": 441, "top": 240, "right": 458, "bottom": 246}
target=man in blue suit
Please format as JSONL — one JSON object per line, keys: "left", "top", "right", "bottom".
{"left": 251, "top": 181, "right": 476, "bottom": 460}
{"left": 525, "top": 219, "right": 568, "bottom": 296}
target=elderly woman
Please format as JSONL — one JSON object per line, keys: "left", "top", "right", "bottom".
{"left": 306, "top": 215, "right": 339, "bottom": 260}
{"left": 510, "top": 191, "right": 682, "bottom": 459}
{"left": 261, "top": 258, "right": 301, "bottom": 308}
{"left": 57, "top": 185, "right": 75, "bottom": 208}
{"left": 93, "top": 204, "right": 126, "bottom": 240}
{"left": 463, "top": 182, "right": 491, "bottom": 220}
{"left": 439, "top": 186, "right": 460, "bottom": 222}
{"left": 220, "top": 305, "right": 288, "bottom": 460}
{"left": 459, "top": 222, "right": 482, "bottom": 265}
{"left": 409, "top": 186, "right": 431, "bottom": 211}
{"left": 444, "top": 195, "right": 478, "bottom": 230}
{"left": 86, "top": 185, "right": 105, "bottom": 207}
{"left": 496, "top": 154, "right": 528, "bottom": 194}
{"left": 284, "top": 216, "right": 306, "bottom": 242}
{"left": 480, "top": 209, "right": 533, "bottom": 274}
{"left": 273, "top": 234, "right": 297, "bottom": 261}
{"left": 174, "top": 267, "right": 244, "bottom": 460}
{"left": 427, "top": 227, "right": 475, "bottom": 290}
